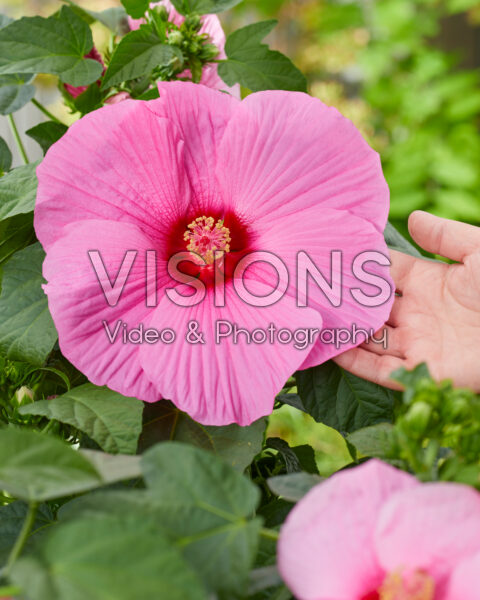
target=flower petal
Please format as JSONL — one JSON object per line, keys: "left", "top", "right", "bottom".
{"left": 445, "top": 552, "right": 480, "bottom": 600}
{"left": 139, "top": 280, "right": 323, "bottom": 425}
{"left": 43, "top": 219, "right": 167, "bottom": 402}
{"left": 216, "top": 91, "right": 389, "bottom": 232}
{"left": 249, "top": 205, "right": 394, "bottom": 368}
{"left": 35, "top": 100, "right": 189, "bottom": 251}
{"left": 375, "top": 483, "right": 480, "bottom": 589}
{"left": 277, "top": 460, "right": 418, "bottom": 600}
{"left": 151, "top": 81, "right": 239, "bottom": 215}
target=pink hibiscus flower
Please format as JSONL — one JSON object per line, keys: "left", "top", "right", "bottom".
{"left": 278, "top": 459, "right": 480, "bottom": 600}
{"left": 64, "top": 47, "right": 104, "bottom": 99}
{"left": 129, "top": 0, "right": 240, "bottom": 97}
{"left": 34, "top": 81, "right": 392, "bottom": 426}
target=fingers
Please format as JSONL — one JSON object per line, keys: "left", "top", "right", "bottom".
{"left": 333, "top": 347, "right": 406, "bottom": 390}
{"left": 408, "top": 210, "right": 480, "bottom": 262}
{"left": 360, "top": 325, "right": 405, "bottom": 358}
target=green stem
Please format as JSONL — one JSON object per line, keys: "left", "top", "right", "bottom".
{"left": 260, "top": 527, "right": 279, "bottom": 542}
{"left": 41, "top": 420, "right": 55, "bottom": 434}
{"left": 7, "top": 114, "right": 28, "bottom": 165}
{"left": 3, "top": 501, "right": 37, "bottom": 577}
{"left": 31, "top": 98, "right": 64, "bottom": 125}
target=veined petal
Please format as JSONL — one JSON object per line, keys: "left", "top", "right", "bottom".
{"left": 35, "top": 100, "right": 189, "bottom": 251}
{"left": 139, "top": 280, "right": 323, "bottom": 425}
{"left": 445, "top": 552, "right": 480, "bottom": 600}
{"left": 43, "top": 219, "right": 168, "bottom": 402}
{"left": 277, "top": 460, "right": 418, "bottom": 600}
{"left": 216, "top": 91, "right": 389, "bottom": 232}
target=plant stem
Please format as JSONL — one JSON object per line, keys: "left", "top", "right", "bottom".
{"left": 7, "top": 114, "right": 28, "bottom": 165}
{"left": 31, "top": 98, "right": 64, "bottom": 125}
{"left": 260, "top": 527, "right": 279, "bottom": 542}
{"left": 3, "top": 501, "right": 37, "bottom": 577}
{"left": 41, "top": 419, "right": 55, "bottom": 434}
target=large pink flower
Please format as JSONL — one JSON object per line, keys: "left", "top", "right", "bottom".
{"left": 278, "top": 459, "right": 480, "bottom": 600}
{"left": 129, "top": 0, "right": 240, "bottom": 97}
{"left": 35, "top": 82, "right": 392, "bottom": 426}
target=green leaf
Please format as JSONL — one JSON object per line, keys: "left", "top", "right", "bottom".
{"left": 19, "top": 383, "right": 144, "bottom": 454}
{"left": 384, "top": 221, "right": 422, "bottom": 257}
{"left": 170, "top": 0, "right": 244, "bottom": 15}
{"left": 102, "top": 24, "right": 180, "bottom": 89}
{"left": 218, "top": 20, "right": 307, "bottom": 92}
{"left": 141, "top": 442, "right": 262, "bottom": 594}
{"left": 120, "top": 0, "right": 149, "bottom": 19}
{"left": 296, "top": 361, "right": 395, "bottom": 433}
{"left": 80, "top": 450, "right": 142, "bottom": 483}
{"left": 0, "top": 7, "right": 103, "bottom": 86}
{"left": 25, "top": 121, "right": 68, "bottom": 154}
{"left": 11, "top": 514, "right": 209, "bottom": 600}
{"left": 0, "top": 14, "right": 13, "bottom": 29}
{"left": 267, "top": 472, "right": 323, "bottom": 503}
{"left": 140, "top": 400, "right": 265, "bottom": 470}
{"left": 0, "top": 428, "right": 102, "bottom": 501}
{"left": 347, "top": 423, "right": 395, "bottom": 459}
{"left": 0, "top": 243, "right": 58, "bottom": 365}
{"left": 0, "top": 135, "right": 12, "bottom": 173}
{"left": 0, "top": 502, "right": 54, "bottom": 566}
{"left": 0, "top": 73, "right": 35, "bottom": 115}
{"left": 0, "top": 213, "right": 36, "bottom": 268}
{"left": 0, "top": 161, "right": 38, "bottom": 222}
{"left": 62, "top": 2, "right": 129, "bottom": 34}
{"left": 72, "top": 81, "right": 102, "bottom": 114}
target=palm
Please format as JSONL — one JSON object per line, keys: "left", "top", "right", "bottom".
{"left": 335, "top": 212, "right": 480, "bottom": 391}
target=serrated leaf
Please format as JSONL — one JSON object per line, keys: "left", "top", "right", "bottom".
{"left": 102, "top": 25, "right": 180, "bottom": 89}
{"left": 62, "top": 1, "right": 129, "bottom": 34}
{"left": 0, "top": 243, "right": 58, "bottom": 365}
{"left": 25, "top": 121, "right": 68, "bottom": 154}
{"left": 0, "top": 428, "right": 102, "bottom": 501}
{"left": 218, "top": 20, "right": 307, "bottom": 92}
{"left": 20, "top": 383, "right": 144, "bottom": 454}
{"left": 296, "top": 361, "right": 395, "bottom": 433}
{"left": 120, "top": 0, "right": 149, "bottom": 19}
{"left": 0, "top": 213, "right": 36, "bottom": 268}
{"left": 347, "top": 423, "right": 395, "bottom": 459}
{"left": 170, "top": 0, "right": 243, "bottom": 14}
{"left": 267, "top": 472, "right": 323, "bottom": 503}
{"left": 141, "top": 442, "right": 262, "bottom": 594}
{"left": 0, "top": 502, "right": 54, "bottom": 566}
{"left": 0, "top": 161, "right": 38, "bottom": 221}
{"left": 11, "top": 514, "right": 209, "bottom": 600}
{"left": 0, "top": 7, "right": 103, "bottom": 86}
{"left": 0, "top": 73, "right": 35, "bottom": 115}
{"left": 140, "top": 400, "right": 265, "bottom": 470}
{"left": 0, "top": 135, "right": 12, "bottom": 173}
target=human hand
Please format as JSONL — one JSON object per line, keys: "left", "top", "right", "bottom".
{"left": 334, "top": 211, "right": 480, "bottom": 391}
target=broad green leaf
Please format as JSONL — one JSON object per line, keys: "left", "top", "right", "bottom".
{"left": 11, "top": 514, "right": 209, "bottom": 600}
{"left": 72, "top": 81, "right": 102, "bottom": 114}
{"left": 218, "top": 20, "right": 307, "bottom": 92}
{"left": 347, "top": 423, "right": 395, "bottom": 459}
{"left": 0, "top": 428, "right": 102, "bottom": 501}
{"left": 20, "top": 383, "right": 144, "bottom": 454}
{"left": 0, "top": 502, "right": 54, "bottom": 566}
{"left": 120, "top": 0, "right": 149, "bottom": 19}
{"left": 0, "top": 243, "right": 57, "bottom": 365}
{"left": 25, "top": 121, "right": 68, "bottom": 154}
{"left": 384, "top": 221, "right": 422, "bottom": 257}
{"left": 0, "top": 161, "right": 38, "bottom": 221}
{"left": 0, "top": 213, "right": 36, "bottom": 268}
{"left": 170, "top": 0, "right": 243, "bottom": 15}
{"left": 0, "top": 135, "right": 12, "bottom": 173}
{"left": 140, "top": 400, "right": 266, "bottom": 470}
{"left": 80, "top": 450, "right": 142, "bottom": 483}
{"left": 0, "top": 7, "right": 103, "bottom": 86}
{"left": 62, "top": 1, "right": 129, "bottom": 34}
{"left": 267, "top": 472, "right": 323, "bottom": 503}
{"left": 141, "top": 442, "right": 262, "bottom": 594}
{"left": 102, "top": 25, "right": 180, "bottom": 89}
{"left": 296, "top": 361, "right": 395, "bottom": 433}
{"left": 0, "top": 73, "right": 35, "bottom": 115}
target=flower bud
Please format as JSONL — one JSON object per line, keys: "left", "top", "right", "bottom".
{"left": 152, "top": 5, "right": 169, "bottom": 21}
{"left": 14, "top": 386, "right": 34, "bottom": 406}
{"left": 184, "top": 14, "right": 202, "bottom": 31}
{"left": 402, "top": 401, "right": 433, "bottom": 437}
{"left": 168, "top": 30, "right": 184, "bottom": 46}
{"left": 200, "top": 43, "right": 219, "bottom": 61}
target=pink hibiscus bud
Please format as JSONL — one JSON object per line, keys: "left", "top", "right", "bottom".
{"left": 278, "top": 459, "right": 480, "bottom": 600}
{"left": 64, "top": 47, "right": 104, "bottom": 99}
{"left": 34, "top": 82, "right": 394, "bottom": 426}
{"left": 104, "top": 92, "right": 131, "bottom": 105}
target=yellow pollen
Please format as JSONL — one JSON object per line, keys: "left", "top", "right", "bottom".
{"left": 379, "top": 570, "right": 435, "bottom": 600}
{"left": 184, "top": 216, "right": 231, "bottom": 265}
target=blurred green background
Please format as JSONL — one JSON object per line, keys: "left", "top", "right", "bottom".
{"left": 1, "top": 0, "right": 479, "bottom": 469}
